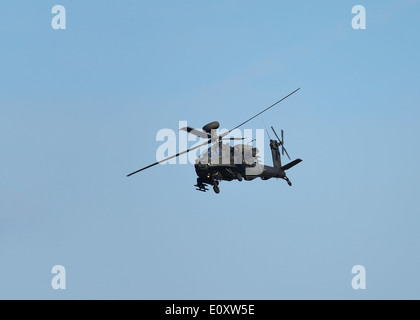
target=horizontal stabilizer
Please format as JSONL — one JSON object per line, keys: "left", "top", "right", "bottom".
{"left": 281, "top": 159, "right": 302, "bottom": 171}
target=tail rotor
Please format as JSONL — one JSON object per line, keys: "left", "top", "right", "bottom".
{"left": 271, "top": 126, "right": 291, "bottom": 160}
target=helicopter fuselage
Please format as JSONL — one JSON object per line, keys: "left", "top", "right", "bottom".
{"left": 195, "top": 163, "right": 286, "bottom": 183}
{"left": 193, "top": 140, "right": 295, "bottom": 193}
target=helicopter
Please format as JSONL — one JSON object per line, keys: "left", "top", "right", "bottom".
{"left": 127, "top": 88, "right": 303, "bottom": 194}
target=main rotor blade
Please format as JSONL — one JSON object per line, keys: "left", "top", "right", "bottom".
{"left": 127, "top": 139, "right": 210, "bottom": 177}
{"left": 128, "top": 89, "right": 300, "bottom": 177}
{"left": 229, "top": 88, "right": 300, "bottom": 132}
{"left": 180, "top": 126, "right": 210, "bottom": 139}
{"left": 262, "top": 120, "right": 272, "bottom": 140}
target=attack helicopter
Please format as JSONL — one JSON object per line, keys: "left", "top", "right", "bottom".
{"left": 127, "top": 88, "right": 303, "bottom": 194}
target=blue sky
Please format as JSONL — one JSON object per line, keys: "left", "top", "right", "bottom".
{"left": 0, "top": 0, "right": 419, "bottom": 299}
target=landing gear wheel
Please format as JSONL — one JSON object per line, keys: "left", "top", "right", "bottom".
{"left": 213, "top": 185, "right": 220, "bottom": 194}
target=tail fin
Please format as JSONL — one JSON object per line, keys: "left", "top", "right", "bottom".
{"left": 270, "top": 140, "right": 281, "bottom": 169}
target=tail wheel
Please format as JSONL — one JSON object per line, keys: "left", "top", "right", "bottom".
{"left": 213, "top": 185, "right": 220, "bottom": 194}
